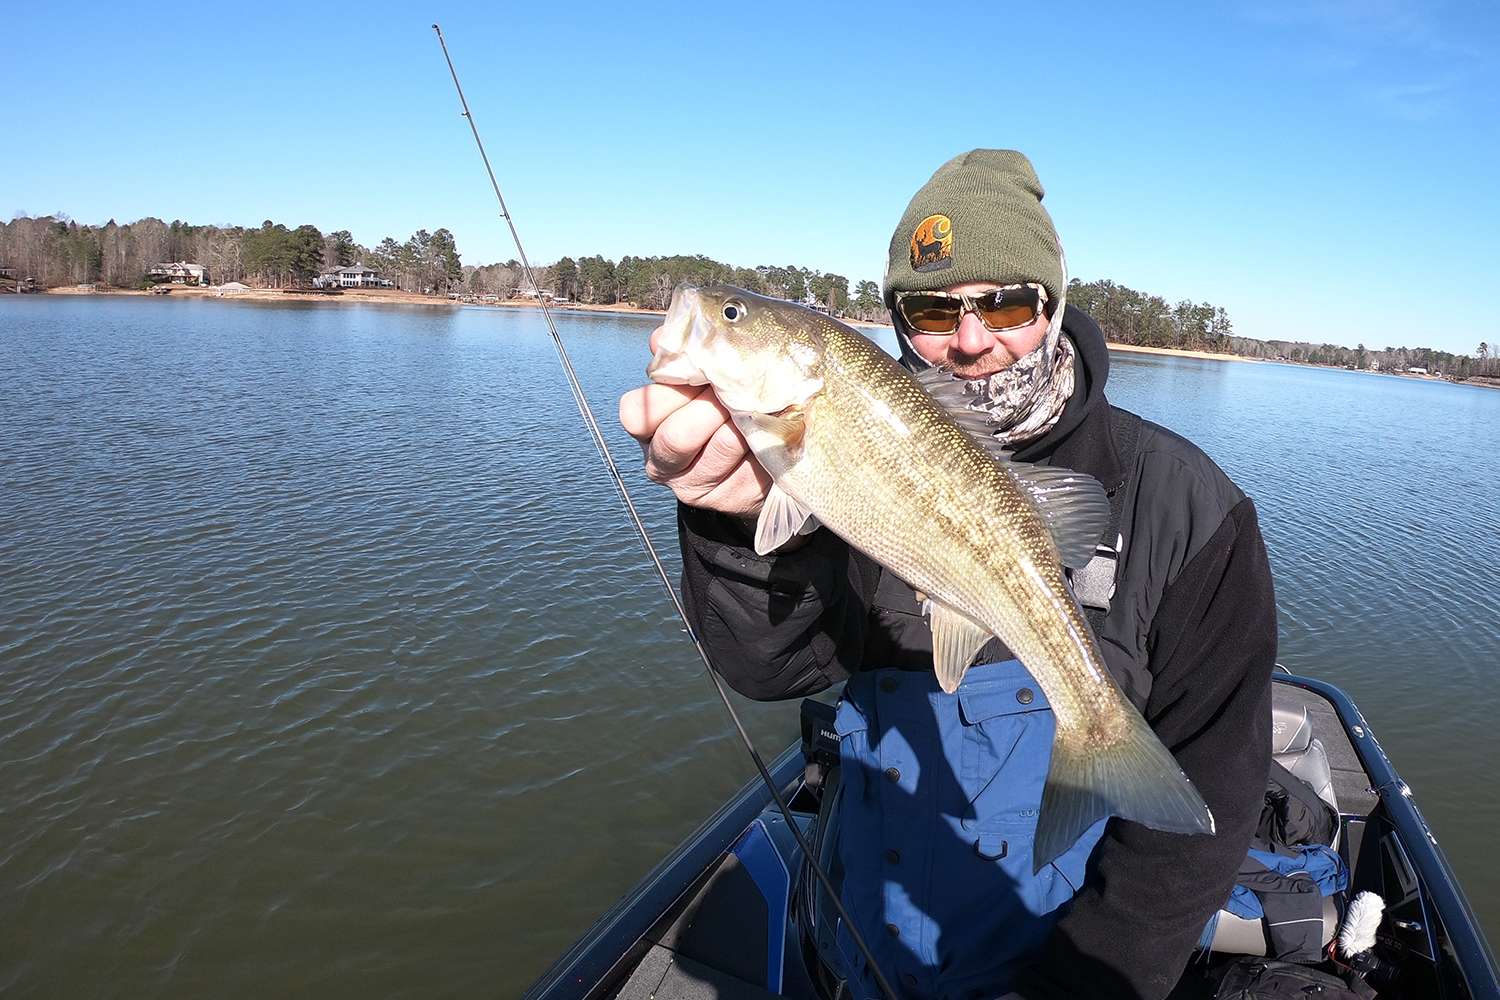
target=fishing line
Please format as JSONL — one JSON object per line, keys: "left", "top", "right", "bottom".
{"left": 432, "top": 25, "right": 898, "bottom": 1000}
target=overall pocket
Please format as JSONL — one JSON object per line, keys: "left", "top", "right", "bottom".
{"left": 955, "top": 666, "right": 1103, "bottom": 911}
{"left": 954, "top": 664, "right": 1054, "bottom": 828}
{"left": 833, "top": 691, "right": 872, "bottom": 801}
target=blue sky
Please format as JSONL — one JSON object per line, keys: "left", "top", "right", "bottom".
{"left": 5, "top": 0, "right": 1497, "bottom": 353}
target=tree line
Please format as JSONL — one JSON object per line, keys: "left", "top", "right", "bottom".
{"left": 468, "top": 260, "right": 1239, "bottom": 354}
{"left": 1061, "top": 278, "right": 1497, "bottom": 379}
{"left": 1225, "top": 337, "right": 1499, "bottom": 379}
{"left": 463, "top": 253, "right": 871, "bottom": 317}
{"left": 0, "top": 215, "right": 463, "bottom": 293}
{"left": 7, "top": 213, "right": 1494, "bottom": 379}
{"left": 1065, "top": 278, "right": 1235, "bottom": 353}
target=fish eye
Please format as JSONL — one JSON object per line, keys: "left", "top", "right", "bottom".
{"left": 723, "top": 300, "right": 746, "bottom": 323}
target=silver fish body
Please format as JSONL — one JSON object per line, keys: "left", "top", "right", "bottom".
{"left": 648, "top": 285, "right": 1214, "bottom": 868}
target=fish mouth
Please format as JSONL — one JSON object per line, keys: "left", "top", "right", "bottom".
{"left": 646, "top": 351, "right": 707, "bottom": 385}
{"left": 646, "top": 285, "right": 710, "bottom": 385}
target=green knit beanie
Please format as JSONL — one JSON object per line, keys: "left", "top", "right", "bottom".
{"left": 883, "top": 149, "right": 1064, "bottom": 309}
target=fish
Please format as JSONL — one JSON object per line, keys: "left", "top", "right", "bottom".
{"left": 646, "top": 284, "right": 1214, "bottom": 869}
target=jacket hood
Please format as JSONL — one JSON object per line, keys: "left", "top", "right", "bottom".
{"left": 1011, "top": 305, "right": 1126, "bottom": 491}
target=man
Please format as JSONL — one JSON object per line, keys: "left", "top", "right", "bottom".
{"left": 619, "top": 150, "right": 1275, "bottom": 999}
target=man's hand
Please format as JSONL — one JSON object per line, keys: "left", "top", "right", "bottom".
{"left": 619, "top": 324, "right": 771, "bottom": 517}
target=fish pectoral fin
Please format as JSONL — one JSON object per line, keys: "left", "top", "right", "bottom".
{"left": 925, "top": 599, "right": 993, "bottom": 693}
{"left": 735, "top": 408, "right": 808, "bottom": 459}
{"left": 1007, "top": 462, "right": 1111, "bottom": 570}
{"left": 751, "top": 408, "right": 807, "bottom": 448}
{"left": 1032, "top": 707, "right": 1216, "bottom": 873}
{"left": 753, "top": 483, "right": 819, "bottom": 555}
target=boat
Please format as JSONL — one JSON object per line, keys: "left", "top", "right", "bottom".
{"left": 522, "top": 674, "right": 1499, "bottom": 1000}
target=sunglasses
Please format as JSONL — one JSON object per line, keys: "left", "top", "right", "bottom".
{"left": 896, "top": 283, "right": 1049, "bottom": 335}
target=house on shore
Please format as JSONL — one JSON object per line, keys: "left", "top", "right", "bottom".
{"left": 315, "top": 264, "right": 393, "bottom": 289}
{"left": 513, "top": 278, "right": 569, "bottom": 302}
{"left": 149, "top": 261, "right": 209, "bottom": 285}
{"left": 0, "top": 266, "right": 35, "bottom": 293}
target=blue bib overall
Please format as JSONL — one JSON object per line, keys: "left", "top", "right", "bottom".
{"left": 832, "top": 660, "right": 1107, "bottom": 1000}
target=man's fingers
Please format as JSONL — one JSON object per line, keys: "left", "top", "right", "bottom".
{"left": 619, "top": 382, "right": 703, "bottom": 441}
{"left": 693, "top": 454, "right": 773, "bottom": 518}
{"left": 695, "top": 419, "right": 752, "bottom": 477}
{"left": 620, "top": 377, "right": 770, "bottom": 518}
{"left": 645, "top": 393, "right": 735, "bottom": 478}
{"left": 648, "top": 324, "right": 665, "bottom": 355}
{"left": 655, "top": 419, "right": 753, "bottom": 490}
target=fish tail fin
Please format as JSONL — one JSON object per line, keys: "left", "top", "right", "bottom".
{"left": 1033, "top": 710, "right": 1215, "bottom": 873}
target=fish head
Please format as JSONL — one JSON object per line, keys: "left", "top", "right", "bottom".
{"left": 647, "top": 285, "right": 824, "bottom": 414}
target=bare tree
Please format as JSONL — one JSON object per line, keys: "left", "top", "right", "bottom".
{"left": 651, "top": 271, "right": 674, "bottom": 310}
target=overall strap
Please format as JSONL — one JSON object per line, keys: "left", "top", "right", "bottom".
{"left": 1079, "top": 407, "right": 1143, "bottom": 638}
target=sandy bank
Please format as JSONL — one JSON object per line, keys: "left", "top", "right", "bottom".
{"left": 44, "top": 285, "right": 460, "bottom": 307}
{"left": 1105, "top": 342, "right": 1258, "bottom": 363}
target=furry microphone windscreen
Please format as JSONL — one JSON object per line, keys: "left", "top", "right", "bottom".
{"left": 1338, "top": 890, "right": 1386, "bottom": 957}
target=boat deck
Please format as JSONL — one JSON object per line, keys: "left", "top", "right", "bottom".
{"left": 614, "top": 945, "right": 777, "bottom": 1000}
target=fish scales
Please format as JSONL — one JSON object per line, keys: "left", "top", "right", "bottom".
{"left": 785, "top": 314, "right": 1121, "bottom": 738}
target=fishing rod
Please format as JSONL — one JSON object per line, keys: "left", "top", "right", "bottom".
{"left": 431, "top": 24, "right": 899, "bottom": 1000}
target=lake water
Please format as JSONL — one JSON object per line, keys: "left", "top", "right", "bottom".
{"left": 1, "top": 296, "right": 1496, "bottom": 997}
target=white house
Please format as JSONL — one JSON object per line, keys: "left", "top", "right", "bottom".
{"left": 316, "top": 265, "right": 392, "bottom": 289}
{"left": 149, "top": 261, "right": 209, "bottom": 285}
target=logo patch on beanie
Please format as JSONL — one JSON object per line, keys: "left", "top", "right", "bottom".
{"left": 910, "top": 214, "right": 953, "bottom": 272}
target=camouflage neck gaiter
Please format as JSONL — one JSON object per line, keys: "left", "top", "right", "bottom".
{"left": 961, "top": 327, "right": 1075, "bottom": 447}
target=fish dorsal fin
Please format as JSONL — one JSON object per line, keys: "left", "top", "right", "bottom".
{"left": 910, "top": 367, "right": 1108, "bottom": 568}
{"left": 1008, "top": 462, "right": 1110, "bottom": 570}
{"left": 913, "top": 365, "right": 972, "bottom": 409}
{"left": 924, "top": 598, "right": 993, "bottom": 693}
{"left": 753, "top": 482, "right": 820, "bottom": 555}
{"left": 912, "top": 367, "right": 1010, "bottom": 462}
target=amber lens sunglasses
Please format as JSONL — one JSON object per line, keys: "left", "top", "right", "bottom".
{"left": 896, "top": 283, "right": 1049, "bottom": 335}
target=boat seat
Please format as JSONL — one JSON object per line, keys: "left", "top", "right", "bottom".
{"left": 1271, "top": 703, "right": 1338, "bottom": 816}
{"left": 1208, "top": 895, "right": 1341, "bottom": 958}
{"left": 1207, "top": 702, "right": 1341, "bottom": 956}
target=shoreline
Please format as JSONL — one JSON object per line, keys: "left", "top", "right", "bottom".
{"left": 28, "top": 286, "right": 1496, "bottom": 383}
{"left": 1105, "top": 342, "right": 1255, "bottom": 364}
{"left": 41, "top": 283, "right": 679, "bottom": 316}
{"left": 31, "top": 287, "right": 1258, "bottom": 361}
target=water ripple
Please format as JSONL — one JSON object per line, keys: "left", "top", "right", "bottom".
{"left": 1, "top": 299, "right": 1495, "bottom": 996}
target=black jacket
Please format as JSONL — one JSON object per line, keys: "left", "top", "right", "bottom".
{"left": 675, "top": 306, "right": 1276, "bottom": 1000}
